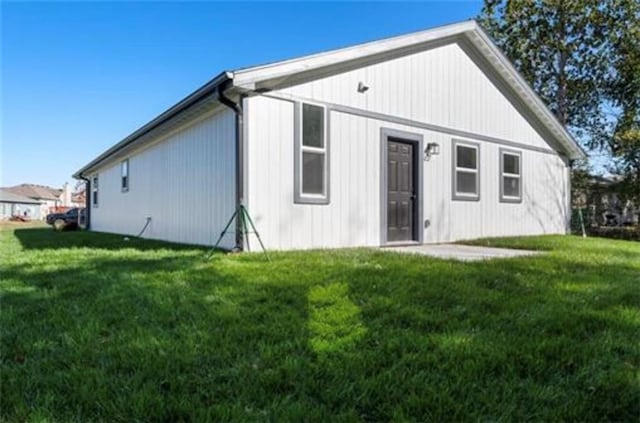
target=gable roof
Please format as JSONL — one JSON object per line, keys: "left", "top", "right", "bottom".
{"left": 74, "top": 20, "right": 585, "bottom": 177}
{"left": 5, "top": 184, "right": 62, "bottom": 201}
{"left": 0, "top": 188, "right": 43, "bottom": 204}
{"left": 232, "top": 20, "right": 585, "bottom": 160}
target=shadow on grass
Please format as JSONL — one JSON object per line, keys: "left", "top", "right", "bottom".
{"left": 1, "top": 253, "right": 312, "bottom": 421}
{"left": 1, "top": 230, "right": 639, "bottom": 421}
{"left": 13, "top": 228, "right": 208, "bottom": 252}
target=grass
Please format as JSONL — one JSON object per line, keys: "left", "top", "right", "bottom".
{"left": 0, "top": 220, "right": 47, "bottom": 231}
{"left": 1, "top": 228, "right": 639, "bottom": 422}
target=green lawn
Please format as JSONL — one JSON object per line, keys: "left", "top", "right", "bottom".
{"left": 1, "top": 228, "right": 639, "bottom": 422}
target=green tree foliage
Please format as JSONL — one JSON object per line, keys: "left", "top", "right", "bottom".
{"left": 479, "top": 0, "right": 640, "bottom": 199}
{"left": 607, "top": 2, "right": 640, "bottom": 199}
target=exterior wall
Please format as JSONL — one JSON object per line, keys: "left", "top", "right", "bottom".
{"left": 277, "top": 42, "right": 555, "bottom": 152}
{"left": 1, "top": 202, "right": 42, "bottom": 220}
{"left": 245, "top": 41, "right": 570, "bottom": 250}
{"left": 90, "top": 108, "right": 236, "bottom": 248}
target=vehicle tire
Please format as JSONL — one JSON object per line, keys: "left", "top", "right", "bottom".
{"left": 53, "top": 219, "right": 66, "bottom": 232}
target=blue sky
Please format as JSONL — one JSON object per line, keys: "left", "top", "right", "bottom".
{"left": 2, "top": 1, "right": 482, "bottom": 188}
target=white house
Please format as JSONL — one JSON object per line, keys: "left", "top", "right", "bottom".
{"left": 0, "top": 189, "right": 43, "bottom": 220}
{"left": 3, "top": 183, "right": 66, "bottom": 219}
{"left": 73, "top": 21, "right": 586, "bottom": 251}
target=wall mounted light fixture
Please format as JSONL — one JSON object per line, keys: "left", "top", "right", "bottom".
{"left": 424, "top": 142, "right": 440, "bottom": 160}
{"left": 357, "top": 82, "right": 369, "bottom": 93}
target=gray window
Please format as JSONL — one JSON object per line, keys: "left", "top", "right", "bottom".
{"left": 295, "top": 102, "right": 329, "bottom": 204}
{"left": 92, "top": 175, "right": 99, "bottom": 207}
{"left": 500, "top": 149, "right": 522, "bottom": 202}
{"left": 302, "top": 103, "right": 324, "bottom": 148}
{"left": 121, "top": 159, "right": 129, "bottom": 192}
{"left": 452, "top": 140, "right": 480, "bottom": 200}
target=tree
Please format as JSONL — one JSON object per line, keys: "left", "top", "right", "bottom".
{"left": 607, "top": 1, "right": 640, "bottom": 200}
{"left": 479, "top": 0, "right": 640, "bottom": 200}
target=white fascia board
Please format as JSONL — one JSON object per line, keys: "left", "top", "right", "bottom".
{"left": 231, "top": 19, "right": 586, "bottom": 161}
{"left": 469, "top": 28, "right": 587, "bottom": 160}
{"left": 73, "top": 71, "right": 232, "bottom": 178}
{"left": 231, "top": 20, "right": 477, "bottom": 88}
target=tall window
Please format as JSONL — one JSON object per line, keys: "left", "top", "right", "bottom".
{"left": 500, "top": 149, "right": 522, "bottom": 202}
{"left": 121, "top": 159, "right": 129, "bottom": 192}
{"left": 452, "top": 140, "right": 480, "bottom": 200}
{"left": 92, "top": 175, "right": 99, "bottom": 207}
{"left": 295, "top": 102, "right": 329, "bottom": 204}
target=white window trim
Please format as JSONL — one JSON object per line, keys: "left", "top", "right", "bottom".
{"left": 294, "top": 101, "right": 330, "bottom": 204}
{"left": 452, "top": 140, "right": 480, "bottom": 201}
{"left": 500, "top": 148, "right": 522, "bottom": 203}
{"left": 121, "top": 159, "right": 130, "bottom": 193}
{"left": 92, "top": 175, "right": 99, "bottom": 208}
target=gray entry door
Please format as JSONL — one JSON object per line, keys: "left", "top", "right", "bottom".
{"left": 387, "top": 139, "right": 417, "bottom": 242}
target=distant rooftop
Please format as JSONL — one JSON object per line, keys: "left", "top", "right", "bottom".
{"left": 3, "top": 184, "right": 62, "bottom": 201}
{"left": 0, "top": 188, "right": 43, "bottom": 204}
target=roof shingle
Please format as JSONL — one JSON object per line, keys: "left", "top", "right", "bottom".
{"left": 4, "top": 184, "right": 62, "bottom": 201}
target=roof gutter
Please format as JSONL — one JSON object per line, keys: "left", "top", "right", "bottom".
{"left": 78, "top": 175, "right": 91, "bottom": 230}
{"left": 217, "top": 81, "right": 245, "bottom": 251}
{"left": 73, "top": 71, "right": 233, "bottom": 179}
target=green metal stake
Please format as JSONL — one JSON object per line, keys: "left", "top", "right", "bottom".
{"left": 206, "top": 205, "right": 269, "bottom": 261}
{"left": 207, "top": 208, "right": 239, "bottom": 258}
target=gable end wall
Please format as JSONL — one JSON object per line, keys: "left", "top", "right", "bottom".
{"left": 245, "top": 41, "right": 570, "bottom": 250}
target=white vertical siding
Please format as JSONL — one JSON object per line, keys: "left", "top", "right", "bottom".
{"left": 278, "top": 42, "right": 554, "bottom": 151}
{"left": 88, "top": 38, "right": 571, "bottom": 251}
{"left": 246, "top": 96, "right": 568, "bottom": 250}
{"left": 244, "top": 40, "right": 571, "bottom": 250}
{"left": 246, "top": 96, "right": 383, "bottom": 250}
{"left": 90, "top": 108, "right": 236, "bottom": 248}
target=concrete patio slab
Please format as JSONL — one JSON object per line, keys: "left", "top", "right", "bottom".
{"left": 382, "top": 244, "right": 540, "bottom": 261}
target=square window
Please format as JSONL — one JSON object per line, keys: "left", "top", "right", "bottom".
{"left": 302, "top": 152, "right": 324, "bottom": 195}
{"left": 92, "top": 176, "right": 99, "bottom": 207}
{"left": 456, "top": 172, "right": 477, "bottom": 194}
{"left": 121, "top": 159, "right": 129, "bottom": 192}
{"left": 296, "top": 102, "right": 328, "bottom": 204}
{"left": 302, "top": 104, "right": 324, "bottom": 148}
{"left": 456, "top": 145, "right": 477, "bottom": 169}
{"left": 500, "top": 150, "right": 522, "bottom": 202}
{"left": 503, "top": 176, "right": 520, "bottom": 197}
{"left": 503, "top": 154, "right": 519, "bottom": 174}
{"left": 453, "top": 141, "right": 479, "bottom": 200}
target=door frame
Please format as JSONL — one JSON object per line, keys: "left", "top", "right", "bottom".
{"left": 380, "top": 127, "right": 424, "bottom": 246}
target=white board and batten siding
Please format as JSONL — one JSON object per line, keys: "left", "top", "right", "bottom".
{"left": 245, "top": 41, "right": 570, "bottom": 250}
{"left": 90, "top": 108, "right": 237, "bottom": 249}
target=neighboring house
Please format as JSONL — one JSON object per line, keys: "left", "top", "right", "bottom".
{"left": 71, "top": 189, "right": 86, "bottom": 207}
{"left": 3, "top": 183, "right": 77, "bottom": 219}
{"left": 0, "top": 189, "right": 43, "bottom": 220}
{"left": 73, "top": 20, "right": 586, "bottom": 250}
{"left": 578, "top": 175, "right": 638, "bottom": 226}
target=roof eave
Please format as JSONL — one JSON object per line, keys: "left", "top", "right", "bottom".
{"left": 232, "top": 20, "right": 477, "bottom": 89}
{"left": 73, "top": 71, "right": 232, "bottom": 178}
{"left": 233, "top": 20, "right": 586, "bottom": 161}
{"left": 75, "top": 19, "right": 587, "bottom": 179}
{"left": 471, "top": 26, "right": 587, "bottom": 160}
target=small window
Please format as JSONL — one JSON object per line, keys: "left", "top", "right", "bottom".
{"left": 295, "top": 102, "right": 329, "bottom": 204}
{"left": 500, "top": 149, "right": 522, "bottom": 202}
{"left": 452, "top": 140, "right": 480, "bottom": 200}
{"left": 92, "top": 175, "right": 99, "bottom": 207}
{"left": 121, "top": 159, "right": 129, "bottom": 192}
